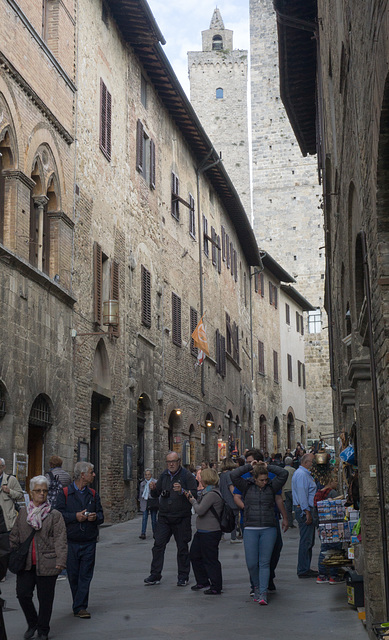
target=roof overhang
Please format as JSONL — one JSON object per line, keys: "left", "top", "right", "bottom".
{"left": 261, "top": 251, "right": 295, "bottom": 283}
{"left": 273, "top": 0, "right": 318, "bottom": 157}
{"left": 107, "top": 0, "right": 262, "bottom": 267}
{"left": 280, "top": 284, "right": 315, "bottom": 311}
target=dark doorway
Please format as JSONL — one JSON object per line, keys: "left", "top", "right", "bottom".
{"left": 90, "top": 392, "right": 109, "bottom": 492}
{"left": 27, "top": 395, "right": 52, "bottom": 488}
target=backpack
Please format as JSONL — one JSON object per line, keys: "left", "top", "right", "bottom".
{"left": 210, "top": 491, "right": 236, "bottom": 533}
{"left": 46, "top": 471, "right": 63, "bottom": 509}
{"left": 63, "top": 486, "right": 96, "bottom": 501}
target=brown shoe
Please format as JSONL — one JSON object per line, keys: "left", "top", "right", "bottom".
{"left": 74, "top": 610, "right": 91, "bottom": 619}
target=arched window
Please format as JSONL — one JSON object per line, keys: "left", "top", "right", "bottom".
{"left": 216, "top": 87, "right": 223, "bottom": 99}
{"left": 212, "top": 35, "right": 223, "bottom": 50}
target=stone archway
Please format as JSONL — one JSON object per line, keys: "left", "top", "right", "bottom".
{"left": 287, "top": 412, "right": 295, "bottom": 450}
{"left": 27, "top": 394, "right": 53, "bottom": 487}
{"left": 90, "top": 340, "right": 111, "bottom": 492}
{"left": 137, "top": 392, "right": 153, "bottom": 479}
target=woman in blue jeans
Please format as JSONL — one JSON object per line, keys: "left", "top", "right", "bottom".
{"left": 139, "top": 470, "right": 158, "bottom": 539}
{"left": 231, "top": 461, "right": 288, "bottom": 605}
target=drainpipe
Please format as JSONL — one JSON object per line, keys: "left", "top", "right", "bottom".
{"left": 361, "top": 230, "right": 389, "bottom": 619}
{"left": 195, "top": 152, "right": 221, "bottom": 397}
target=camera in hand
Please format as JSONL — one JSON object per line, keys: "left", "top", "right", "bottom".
{"left": 84, "top": 511, "right": 91, "bottom": 516}
{"left": 160, "top": 490, "right": 170, "bottom": 498}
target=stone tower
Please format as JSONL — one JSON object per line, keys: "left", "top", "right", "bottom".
{"left": 250, "top": 0, "right": 333, "bottom": 439}
{"left": 188, "top": 9, "right": 251, "bottom": 215}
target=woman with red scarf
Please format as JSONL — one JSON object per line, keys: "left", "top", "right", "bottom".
{"left": 9, "top": 475, "right": 67, "bottom": 640}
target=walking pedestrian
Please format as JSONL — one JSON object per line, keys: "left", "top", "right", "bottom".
{"left": 292, "top": 452, "right": 318, "bottom": 578}
{"left": 283, "top": 456, "right": 296, "bottom": 528}
{"left": 56, "top": 462, "right": 104, "bottom": 619}
{"left": 231, "top": 461, "right": 288, "bottom": 605}
{"left": 144, "top": 451, "right": 197, "bottom": 586}
{"left": 218, "top": 458, "right": 241, "bottom": 543}
{"left": 9, "top": 475, "right": 67, "bottom": 640}
{"left": 185, "top": 467, "right": 224, "bottom": 594}
{"left": 138, "top": 469, "right": 158, "bottom": 539}
{"left": 0, "top": 457, "right": 24, "bottom": 532}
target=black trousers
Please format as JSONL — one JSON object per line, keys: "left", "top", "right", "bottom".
{"left": 190, "top": 531, "right": 222, "bottom": 591}
{"left": 16, "top": 567, "right": 57, "bottom": 636}
{"left": 270, "top": 517, "right": 283, "bottom": 581}
{"left": 150, "top": 515, "right": 192, "bottom": 580}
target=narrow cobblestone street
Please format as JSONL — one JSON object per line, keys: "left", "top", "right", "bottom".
{"left": 2, "top": 516, "right": 367, "bottom": 640}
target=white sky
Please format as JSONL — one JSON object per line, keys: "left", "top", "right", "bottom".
{"left": 148, "top": 0, "right": 250, "bottom": 95}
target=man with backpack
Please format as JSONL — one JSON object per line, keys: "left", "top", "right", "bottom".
{"left": 45, "top": 456, "right": 71, "bottom": 507}
{"left": 0, "top": 457, "right": 24, "bottom": 531}
{"left": 56, "top": 461, "right": 104, "bottom": 619}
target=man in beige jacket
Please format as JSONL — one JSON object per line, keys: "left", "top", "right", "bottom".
{"left": 0, "top": 458, "right": 24, "bottom": 531}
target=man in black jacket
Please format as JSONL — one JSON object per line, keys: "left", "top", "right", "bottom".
{"left": 56, "top": 462, "right": 104, "bottom": 619}
{"left": 144, "top": 451, "right": 197, "bottom": 586}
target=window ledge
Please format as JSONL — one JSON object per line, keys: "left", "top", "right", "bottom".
{"left": 137, "top": 332, "right": 156, "bottom": 349}
{"left": 0, "top": 243, "right": 76, "bottom": 307}
{"left": 226, "top": 352, "right": 241, "bottom": 372}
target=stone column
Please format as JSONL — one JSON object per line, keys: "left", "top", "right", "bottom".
{"left": 348, "top": 356, "right": 386, "bottom": 624}
{"left": 33, "top": 195, "right": 49, "bottom": 272}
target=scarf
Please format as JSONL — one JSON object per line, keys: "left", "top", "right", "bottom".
{"left": 26, "top": 501, "right": 51, "bottom": 530}
{"left": 142, "top": 478, "right": 152, "bottom": 501}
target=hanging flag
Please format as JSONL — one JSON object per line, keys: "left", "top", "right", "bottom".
{"left": 196, "top": 350, "right": 206, "bottom": 367}
{"left": 191, "top": 315, "right": 209, "bottom": 357}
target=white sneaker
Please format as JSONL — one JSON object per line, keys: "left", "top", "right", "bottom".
{"left": 230, "top": 538, "right": 243, "bottom": 544}
{"left": 57, "top": 575, "right": 67, "bottom": 581}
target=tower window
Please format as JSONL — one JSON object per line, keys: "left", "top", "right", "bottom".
{"left": 212, "top": 35, "right": 223, "bottom": 50}
{"left": 216, "top": 87, "right": 223, "bottom": 99}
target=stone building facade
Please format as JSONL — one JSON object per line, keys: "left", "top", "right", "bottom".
{"left": 249, "top": 0, "right": 333, "bottom": 442}
{"left": 0, "top": 0, "right": 76, "bottom": 486}
{"left": 273, "top": 0, "right": 389, "bottom": 632}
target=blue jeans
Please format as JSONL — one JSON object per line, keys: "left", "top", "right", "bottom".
{"left": 318, "top": 542, "right": 343, "bottom": 577}
{"left": 141, "top": 509, "right": 158, "bottom": 535}
{"left": 294, "top": 506, "right": 316, "bottom": 575}
{"left": 243, "top": 527, "right": 277, "bottom": 594}
{"left": 67, "top": 541, "right": 96, "bottom": 613}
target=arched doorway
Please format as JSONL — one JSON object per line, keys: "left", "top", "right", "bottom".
{"left": 287, "top": 412, "right": 295, "bottom": 450}
{"left": 260, "top": 414, "right": 267, "bottom": 453}
{"left": 189, "top": 424, "right": 196, "bottom": 467}
{"left": 168, "top": 409, "right": 182, "bottom": 455}
{"left": 273, "top": 417, "right": 280, "bottom": 453}
{"left": 90, "top": 340, "right": 111, "bottom": 492}
{"left": 27, "top": 394, "right": 52, "bottom": 487}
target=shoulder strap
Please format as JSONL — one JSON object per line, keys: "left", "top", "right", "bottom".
{"left": 63, "top": 486, "right": 68, "bottom": 502}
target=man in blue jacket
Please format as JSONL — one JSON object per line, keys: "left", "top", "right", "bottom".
{"left": 56, "top": 461, "right": 104, "bottom": 619}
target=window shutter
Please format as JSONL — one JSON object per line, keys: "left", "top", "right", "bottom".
{"left": 29, "top": 196, "right": 38, "bottom": 266}
{"left": 110, "top": 260, "right": 119, "bottom": 331}
{"left": 226, "top": 234, "right": 230, "bottom": 267}
{"left": 269, "top": 281, "right": 273, "bottom": 305}
{"left": 286, "top": 303, "right": 290, "bottom": 324}
{"left": 217, "top": 235, "right": 221, "bottom": 273}
{"left": 190, "top": 307, "right": 198, "bottom": 356}
{"left": 221, "top": 226, "right": 225, "bottom": 261}
{"left": 172, "top": 172, "right": 179, "bottom": 219}
{"left": 260, "top": 273, "right": 264, "bottom": 297}
{"left": 221, "top": 334, "right": 226, "bottom": 377}
{"left": 234, "top": 250, "right": 237, "bottom": 282}
{"left": 0, "top": 154, "right": 4, "bottom": 243}
{"left": 274, "top": 285, "right": 278, "bottom": 309}
{"left": 226, "top": 313, "right": 232, "bottom": 354}
{"left": 189, "top": 194, "right": 195, "bottom": 237}
{"left": 301, "top": 314, "right": 304, "bottom": 335}
{"left": 172, "top": 292, "right": 181, "bottom": 346}
{"left": 230, "top": 242, "right": 234, "bottom": 277}
{"left": 216, "top": 329, "right": 220, "bottom": 373}
{"left": 136, "top": 119, "right": 144, "bottom": 173}
{"left": 287, "top": 354, "right": 292, "bottom": 381}
{"left": 254, "top": 272, "right": 258, "bottom": 293}
{"left": 150, "top": 139, "right": 156, "bottom": 188}
{"left": 141, "top": 265, "right": 151, "bottom": 328}
{"left": 258, "top": 340, "right": 265, "bottom": 374}
{"left": 296, "top": 311, "right": 300, "bottom": 333}
{"left": 273, "top": 350, "right": 278, "bottom": 382}
{"left": 298, "top": 361, "right": 302, "bottom": 387}
{"left": 232, "top": 322, "right": 239, "bottom": 363}
{"left": 100, "top": 79, "right": 111, "bottom": 161}
{"left": 93, "top": 242, "right": 103, "bottom": 325}
{"left": 211, "top": 227, "right": 217, "bottom": 266}
{"left": 42, "top": 204, "right": 50, "bottom": 275}
{"left": 203, "top": 215, "right": 209, "bottom": 256}
{"left": 303, "top": 364, "right": 306, "bottom": 389}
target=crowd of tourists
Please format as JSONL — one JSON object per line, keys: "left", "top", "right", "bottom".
{"left": 140, "top": 445, "right": 342, "bottom": 606}
{"left": 0, "top": 441, "right": 341, "bottom": 639}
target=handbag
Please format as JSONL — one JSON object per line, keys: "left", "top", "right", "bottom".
{"left": 147, "top": 497, "right": 159, "bottom": 511}
{"left": 8, "top": 529, "right": 35, "bottom": 575}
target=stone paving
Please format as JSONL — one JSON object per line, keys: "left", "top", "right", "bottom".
{"left": 2, "top": 516, "right": 367, "bottom": 640}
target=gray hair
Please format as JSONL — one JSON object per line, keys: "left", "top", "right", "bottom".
{"left": 0, "top": 458, "right": 5, "bottom": 467}
{"left": 73, "top": 461, "right": 94, "bottom": 479}
{"left": 285, "top": 457, "right": 293, "bottom": 466}
{"left": 145, "top": 468, "right": 153, "bottom": 473}
{"left": 30, "top": 475, "right": 50, "bottom": 491}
